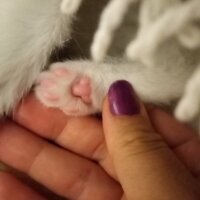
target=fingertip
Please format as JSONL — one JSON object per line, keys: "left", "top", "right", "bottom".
{"left": 103, "top": 81, "right": 150, "bottom": 124}
{"left": 108, "top": 80, "right": 140, "bottom": 116}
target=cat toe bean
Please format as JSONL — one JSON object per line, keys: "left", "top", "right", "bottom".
{"left": 35, "top": 62, "right": 99, "bottom": 116}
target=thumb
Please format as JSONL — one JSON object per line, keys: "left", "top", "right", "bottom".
{"left": 103, "top": 80, "right": 199, "bottom": 200}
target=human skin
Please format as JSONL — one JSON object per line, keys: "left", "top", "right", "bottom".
{"left": 0, "top": 93, "right": 200, "bottom": 199}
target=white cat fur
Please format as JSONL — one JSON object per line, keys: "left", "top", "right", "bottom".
{"left": 0, "top": 0, "right": 77, "bottom": 114}
{"left": 35, "top": 0, "right": 199, "bottom": 117}
{"left": 0, "top": 0, "right": 200, "bottom": 129}
{"left": 36, "top": 58, "right": 195, "bottom": 116}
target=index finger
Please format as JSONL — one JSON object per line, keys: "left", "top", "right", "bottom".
{"left": 13, "top": 94, "right": 112, "bottom": 174}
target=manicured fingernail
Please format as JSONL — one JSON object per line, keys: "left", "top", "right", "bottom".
{"left": 108, "top": 80, "right": 140, "bottom": 115}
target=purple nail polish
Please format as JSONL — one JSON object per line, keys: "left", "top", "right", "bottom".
{"left": 108, "top": 80, "right": 140, "bottom": 115}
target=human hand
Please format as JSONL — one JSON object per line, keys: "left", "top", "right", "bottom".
{"left": 0, "top": 94, "right": 122, "bottom": 200}
{"left": 0, "top": 80, "right": 200, "bottom": 199}
{"left": 103, "top": 80, "right": 200, "bottom": 200}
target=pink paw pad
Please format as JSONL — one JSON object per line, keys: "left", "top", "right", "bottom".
{"left": 53, "top": 68, "right": 70, "bottom": 77}
{"left": 39, "top": 79, "right": 56, "bottom": 88}
{"left": 72, "top": 77, "right": 92, "bottom": 104}
{"left": 42, "top": 91, "right": 60, "bottom": 101}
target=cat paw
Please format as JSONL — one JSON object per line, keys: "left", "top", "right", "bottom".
{"left": 35, "top": 62, "right": 102, "bottom": 116}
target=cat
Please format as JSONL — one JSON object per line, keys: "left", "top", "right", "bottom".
{"left": 0, "top": 0, "right": 199, "bottom": 130}
{"left": 35, "top": 0, "right": 200, "bottom": 130}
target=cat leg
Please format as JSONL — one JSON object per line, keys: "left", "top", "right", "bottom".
{"left": 175, "top": 66, "right": 200, "bottom": 125}
{"left": 126, "top": 0, "right": 200, "bottom": 65}
{"left": 35, "top": 60, "right": 188, "bottom": 116}
{"left": 91, "top": 0, "right": 138, "bottom": 62}
{"left": 60, "top": 0, "right": 83, "bottom": 15}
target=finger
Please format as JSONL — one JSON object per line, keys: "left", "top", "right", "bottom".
{"left": 103, "top": 81, "right": 199, "bottom": 200}
{"left": 147, "top": 106, "right": 200, "bottom": 177}
{"left": 121, "top": 195, "right": 127, "bottom": 200}
{"left": 0, "top": 172, "right": 46, "bottom": 200}
{"left": 0, "top": 121, "right": 122, "bottom": 200}
{"left": 13, "top": 94, "right": 115, "bottom": 176}
{"left": 13, "top": 93, "right": 68, "bottom": 140}
{"left": 14, "top": 94, "right": 103, "bottom": 158}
